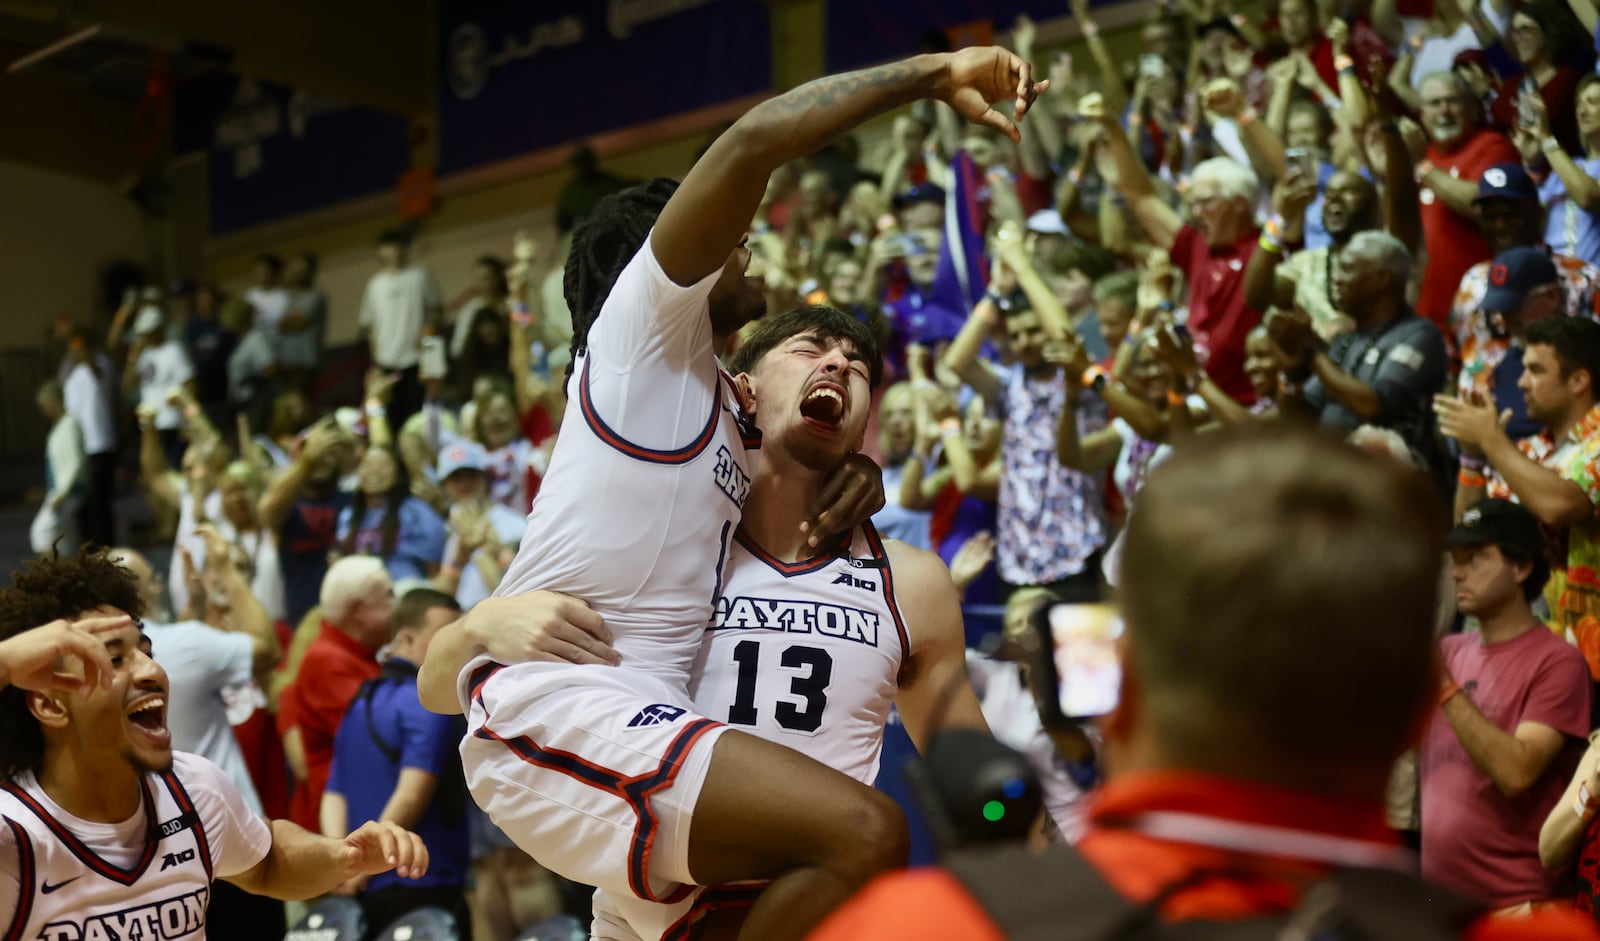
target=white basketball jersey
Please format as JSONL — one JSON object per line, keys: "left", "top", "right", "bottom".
{"left": 1, "top": 766, "right": 217, "bottom": 941}
{"left": 491, "top": 241, "right": 760, "bottom": 695}
{"left": 689, "top": 522, "right": 910, "bottom": 784}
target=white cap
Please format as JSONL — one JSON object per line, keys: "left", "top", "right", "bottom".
{"left": 1026, "top": 209, "right": 1071, "bottom": 237}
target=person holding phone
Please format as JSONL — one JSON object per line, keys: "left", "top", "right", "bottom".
{"left": 1488, "top": 0, "right": 1590, "bottom": 156}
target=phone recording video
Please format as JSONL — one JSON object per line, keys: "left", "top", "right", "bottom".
{"left": 1032, "top": 603, "right": 1123, "bottom": 726}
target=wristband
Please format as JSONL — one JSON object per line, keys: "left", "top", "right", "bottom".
{"left": 1458, "top": 453, "right": 1487, "bottom": 472}
{"left": 1580, "top": 782, "right": 1600, "bottom": 821}
{"left": 1333, "top": 54, "right": 1356, "bottom": 72}
{"left": 1542, "top": 136, "right": 1563, "bottom": 154}
{"left": 1458, "top": 469, "right": 1487, "bottom": 489}
{"left": 1414, "top": 159, "right": 1437, "bottom": 184}
{"left": 1165, "top": 389, "right": 1187, "bottom": 407}
{"left": 939, "top": 417, "right": 964, "bottom": 438}
{"left": 1439, "top": 681, "right": 1462, "bottom": 706}
{"left": 1081, "top": 20, "right": 1099, "bottom": 38}
{"left": 364, "top": 399, "right": 387, "bottom": 419}
{"left": 1237, "top": 108, "right": 1258, "bottom": 127}
{"left": 1259, "top": 231, "right": 1284, "bottom": 254}
{"left": 1081, "top": 365, "right": 1109, "bottom": 391}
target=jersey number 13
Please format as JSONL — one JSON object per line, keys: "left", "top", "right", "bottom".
{"left": 727, "top": 640, "right": 833, "bottom": 733}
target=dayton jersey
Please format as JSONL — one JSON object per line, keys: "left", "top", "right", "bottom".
{"left": 689, "top": 522, "right": 911, "bottom": 783}
{"left": 0, "top": 752, "right": 272, "bottom": 941}
{"left": 490, "top": 238, "right": 760, "bottom": 694}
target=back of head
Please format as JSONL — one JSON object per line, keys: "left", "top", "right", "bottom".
{"left": 726, "top": 304, "right": 885, "bottom": 388}
{"left": 321, "top": 555, "right": 388, "bottom": 626}
{"left": 0, "top": 550, "right": 146, "bottom": 780}
{"left": 1119, "top": 424, "right": 1444, "bottom": 792}
{"left": 391, "top": 587, "right": 461, "bottom": 640}
{"left": 563, "top": 177, "right": 680, "bottom": 369}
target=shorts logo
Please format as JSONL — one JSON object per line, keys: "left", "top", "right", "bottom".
{"left": 627, "top": 704, "right": 688, "bottom": 728}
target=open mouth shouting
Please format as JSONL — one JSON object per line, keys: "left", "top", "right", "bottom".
{"left": 125, "top": 693, "right": 171, "bottom": 747}
{"left": 799, "top": 382, "right": 847, "bottom": 431}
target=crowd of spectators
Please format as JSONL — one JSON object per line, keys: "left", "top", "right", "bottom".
{"left": 27, "top": 0, "right": 1600, "bottom": 932}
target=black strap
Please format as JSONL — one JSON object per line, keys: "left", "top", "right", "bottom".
{"left": 948, "top": 842, "right": 1486, "bottom": 941}
{"left": 353, "top": 659, "right": 468, "bottom": 827}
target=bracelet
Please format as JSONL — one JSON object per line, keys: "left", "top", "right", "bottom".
{"left": 1458, "top": 453, "right": 1487, "bottom": 471}
{"left": 1458, "top": 469, "right": 1488, "bottom": 488}
{"left": 364, "top": 399, "right": 387, "bottom": 418}
{"left": 1439, "top": 681, "right": 1462, "bottom": 706}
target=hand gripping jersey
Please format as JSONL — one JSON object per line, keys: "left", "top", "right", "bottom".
{"left": 589, "top": 521, "right": 911, "bottom": 941}
{"left": 0, "top": 753, "right": 271, "bottom": 941}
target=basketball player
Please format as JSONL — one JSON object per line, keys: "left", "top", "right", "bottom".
{"left": 418, "top": 47, "right": 1047, "bottom": 941}
{"left": 587, "top": 306, "right": 992, "bottom": 941}
{"left": 0, "top": 551, "right": 429, "bottom": 937}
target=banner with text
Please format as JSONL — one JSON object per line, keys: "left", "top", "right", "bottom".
{"left": 438, "top": 0, "right": 772, "bottom": 173}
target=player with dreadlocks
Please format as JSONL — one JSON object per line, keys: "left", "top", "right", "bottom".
{"left": 420, "top": 48, "right": 1047, "bottom": 941}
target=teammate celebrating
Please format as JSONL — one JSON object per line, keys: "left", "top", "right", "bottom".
{"left": 0, "top": 550, "right": 429, "bottom": 937}
{"left": 419, "top": 47, "right": 1046, "bottom": 941}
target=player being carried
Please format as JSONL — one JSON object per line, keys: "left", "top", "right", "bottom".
{"left": 0, "top": 550, "right": 429, "bottom": 938}
{"left": 418, "top": 46, "right": 1046, "bottom": 941}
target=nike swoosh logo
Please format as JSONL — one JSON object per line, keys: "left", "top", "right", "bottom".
{"left": 41, "top": 876, "right": 81, "bottom": 894}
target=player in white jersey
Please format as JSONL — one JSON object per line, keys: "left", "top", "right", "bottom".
{"left": 418, "top": 46, "right": 1048, "bottom": 941}
{"left": 0, "top": 550, "right": 430, "bottom": 938}
{"left": 583, "top": 309, "right": 989, "bottom": 941}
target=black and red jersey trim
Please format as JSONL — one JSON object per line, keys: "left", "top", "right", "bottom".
{"left": 578, "top": 358, "right": 721, "bottom": 465}
{"left": 159, "top": 772, "right": 212, "bottom": 881}
{"left": 732, "top": 528, "right": 852, "bottom": 578}
{"left": 660, "top": 882, "right": 766, "bottom": 941}
{"left": 472, "top": 687, "right": 723, "bottom": 905}
{"left": 3, "top": 817, "right": 33, "bottom": 941}
{"left": 860, "top": 521, "right": 912, "bottom": 676}
{"left": 0, "top": 780, "right": 159, "bottom": 886}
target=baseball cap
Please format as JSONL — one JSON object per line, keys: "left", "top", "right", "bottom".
{"left": 1026, "top": 209, "right": 1071, "bottom": 238}
{"left": 1474, "top": 163, "right": 1540, "bottom": 204}
{"left": 437, "top": 440, "right": 489, "bottom": 480}
{"left": 1447, "top": 497, "right": 1545, "bottom": 557}
{"left": 892, "top": 183, "right": 945, "bottom": 209}
{"left": 1481, "top": 245, "right": 1559, "bottom": 313}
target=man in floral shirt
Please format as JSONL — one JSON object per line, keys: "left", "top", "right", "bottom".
{"left": 1438, "top": 315, "right": 1600, "bottom": 684}
{"left": 1452, "top": 166, "right": 1600, "bottom": 440}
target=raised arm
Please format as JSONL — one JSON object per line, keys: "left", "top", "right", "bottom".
{"left": 197, "top": 525, "right": 280, "bottom": 680}
{"left": 652, "top": 49, "right": 1047, "bottom": 288}
{"left": 1081, "top": 93, "right": 1183, "bottom": 252}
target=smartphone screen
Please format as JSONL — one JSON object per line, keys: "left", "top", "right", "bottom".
{"left": 419, "top": 336, "right": 448, "bottom": 380}
{"left": 1034, "top": 603, "right": 1123, "bottom": 724}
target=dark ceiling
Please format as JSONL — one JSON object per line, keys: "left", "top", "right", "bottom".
{"left": 0, "top": 0, "right": 432, "bottom": 184}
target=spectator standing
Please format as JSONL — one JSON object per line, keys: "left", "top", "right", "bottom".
{"left": 1423, "top": 498, "right": 1592, "bottom": 912}
{"left": 228, "top": 305, "right": 279, "bottom": 433}
{"left": 1414, "top": 71, "right": 1520, "bottom": 328}
{"left": 1518, "top": 79, "right": 1600, "bottom": 269}
{"left": 1273, "top": 232, "right": 1449, "bottom": 470}
{"left": 872, "top": 382, "right": 934, "bottom": 551}
{"left": 359, "top": 230, "right": 443, "bottom": 430}
{"left": 1091, "top": 89, "right": 1265, "bottom": 403}
{"left": 277, "top": 555, "right": 390, "bottom": 833}
{"left": 337, "top": 446, "right": 447, "bottom": 584}
{"left": 123, "top": 303, "right": 195, "bottom": 468}
{"left": 430, "top": 441, "right": 524, "bottom": 611}
{"left": 62, "top": 334, "right": 117, "bottom": 548}
{"left": 1486, "top": 0, "right": 1589, "bottom": 156}
{"left": 323, "top": 589, "right": 471, "bottom": 939}
{"left": 1440, "top": 312, "right": 1600, "bottom": 681}
{"left": 259, "top": 420, "right": 354, "bottom": 627}
{"left": 184, "top": 283, "right": 238, "bottom": 429}
{"left": 280, "top": 252, "right": 327, "bottom": 394}
{"left": 30, "top": 379, "right": 83, "bottom": 555}
{"left": 245, "top": 253, "right": 292, "bottom": 349}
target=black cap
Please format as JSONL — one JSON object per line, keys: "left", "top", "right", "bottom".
{"left": 1447, "top": 498, "right": 1545, "bottom": 557}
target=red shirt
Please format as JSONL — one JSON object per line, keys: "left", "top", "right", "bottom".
{"left": 1489, "top": 67, "right": 1583, "bottom": 156}
{"left": 277, "top": 622, "right": 381, "bottom": 831}
{"left": 1170, "top": 224, "right": 1262, "bottom": 403}
{"left": 809, "top": 771, "right": 1600, "bottom": 940}
{"left": 1417, "top": 129, "right": 1520, "bottom": 327}
{"left": 1422, "top": 626, "right": 1593, "bottom": 907}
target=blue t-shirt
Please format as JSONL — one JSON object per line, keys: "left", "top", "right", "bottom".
{"left": 279, "top": 490, "right": 352, "bottom": 626}
{"left": 1541, "top": 156, "right": 1600, "bottom": 269}
{"left": 336, "top": 496, "right": 446, "bottom": 583}
{"left": 326, "top": 662, "right": 470, "bottom": 893}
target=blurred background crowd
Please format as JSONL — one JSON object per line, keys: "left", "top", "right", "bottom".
{"left": 15, "top": 0, "right": 1600, "bottom": 936}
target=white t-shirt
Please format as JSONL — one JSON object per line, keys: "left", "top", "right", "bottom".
{"left": 145, "top": 620, "right": 264, "bottom": 814}
{"left": 359, "top": 266, "right": 443, "bottom": 369}
{"left": 168, "top": 484, "right": 224, "bottom": 619}
{"left": 245, "top": 286, "right": 292, "bottom": 338}
{"left": 0, "top": 752, "right": 272, "bottom": 931}
{"left": 447, "top": 503, "right": 528, "bottom": 610}
{"left": 63, "top": 362, "right": 115, "bottom": 455}
{"left": 1409, "top": 23, "right": 1480, "bottom": 89}
{"left": 136, "top": 341, "right": 195, "bottom": 431}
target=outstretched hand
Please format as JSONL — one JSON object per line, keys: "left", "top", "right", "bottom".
{"left": 942, "top": 47, "right": 1050, "bottom": 143}
{"left": 336, "top": 821, "right": 430, "bottom": 881}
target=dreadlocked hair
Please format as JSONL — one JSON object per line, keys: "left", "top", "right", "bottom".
{"left": 563, "top": 177, "right": 681, "bottom": 380}
{"left": 0, "top": 548, "right": 146, "bottom": 781}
